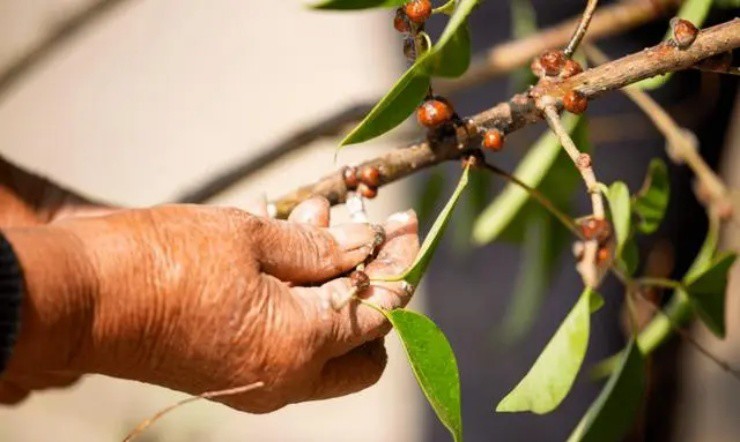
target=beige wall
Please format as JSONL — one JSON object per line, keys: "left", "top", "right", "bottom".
{"left": 0, "top": 1, "right": 425, "bottom": 440}
{"left": 674, "top": 93, "right": 740, "bottom": 442}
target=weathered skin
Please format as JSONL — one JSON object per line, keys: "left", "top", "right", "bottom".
{"left": 0, "top": 156, "right": 419, "bottom": 412}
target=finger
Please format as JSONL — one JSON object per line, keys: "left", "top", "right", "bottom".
{"left": 296, "top": 210, "right": 419, "bottom": 356}
{"left": 0, "top": 381, "right": 29, "bottom": 405}
{"left": 288, "top": 197, "right": 330, "bottom": 227}
{"left": 243, "top": 194, "right": 269, "bottom": 218}
{"left": 250, "top": 218, "right": 379, "bottom": 284}
{"left": 310, "top": 339, "right": 387, "bottom": 401}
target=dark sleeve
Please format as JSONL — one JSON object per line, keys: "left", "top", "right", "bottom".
{"left": 0, "top": 232, "right": 23, "bottom": 374}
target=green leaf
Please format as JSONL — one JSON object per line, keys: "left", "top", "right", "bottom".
{"left": 472, "top": 114, "right": 581, "bottom": 244}
{"left": 340, "top": 66, "right": 430, "bottom": 146}
{"left": 416, "top": 170, "right": 446, "bottom": 228}
{"left": 385, "top": 165, "right": 470, "bottom": 285}
{"left": 569, "top": 339, "right": 646, "bottom": 442}
{"left": 593, "top": 218, "right": 721, "bottom": 378}
{"left": 384, "top": 309, "right": 463, "bottom": 442}
{"left": 311, "top": 0, "right": 406, "bottom": 10}
{"left": 633, "top": 159, "right": 670, "bottom": 234}
{"left": 684, "top": 252, "right": 737, "bottom": 338}
{"left": 619, "top": 237, "right": 640, "bottom": 276}
{"left": 511, "top": 0, "right": 537, "bottom": 38}
{"left": 636, "top": 0, "right": 712, "bottom": 89}
{"left": 603, "top": 182, "right": 631, "bottom": 259}
{"left": 452, "top": 167, "right": 490, "bottom": 253}
{"left": 508, "top": 0, "right": 539, "bottom": 93}
{"left": 341, "top": 0, "right": 479, "bottom": 145}
{"left": 496, "top": 288, "right": 603, "bottom": 414}
{"left": 424, "top": 24, "right": 472, "bottom": 78}
{"left": 494, "top": 119, "right": 589, "bottom": 343}
{"left": 420, "top": 0, "right": 480, "bottom": 78}
{"left": 498, "top": 210, "right": 553, "bottom": 344}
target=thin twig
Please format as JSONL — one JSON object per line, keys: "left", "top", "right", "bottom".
{"left": 0, "top": 0, "right": 134, "bottom": 102}
{"left": 487, "top": 154, "right": 740, "bottom": 381}
{"left": 445, "top": 0, "right": 678, "bottom": 91}
{"left": 482, "top": 161, "right": 583, "bottom": 237}
{"left": 543, "top": 105, "right": 605, "bottom": 287}
{"left": 634, "top": 291, "right": 740, "bottom": 382}
{"left": 270, "top": 19, "right": 740, "bottom": 218}
{"left": 694, "top": 65, "right": 740, "bottom": 76}
{"left": 584, "top": 44, "right": 733, "bottom": 219}
{"left": 564, "top": 0, "right": 600, "bottom": 57}
{"left": 543, "top": 106, "right": 605, "bottom": 219}
{"left": 123, "top": 381, "right": 265, "bottom": 442}
{"left": 181, "top": 0, "right": 678, "bottom": 204}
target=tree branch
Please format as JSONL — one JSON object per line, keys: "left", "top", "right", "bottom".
{"left": 0, "top": 0, "right": 134, "bottom": 102}
{"left": 443, "top": 0, "right": 679, "bottom": 91}
{"left": 584, "top": 44, "right": 734, "bottom": 219}
{"left": 271, "top": 19, "right": 740, "bottom": 218}
{"left": 180, "top": 0, "right": 677, "bottom": 204}
{"left": 564, "top": 0, "right": 600, "bottom": 58}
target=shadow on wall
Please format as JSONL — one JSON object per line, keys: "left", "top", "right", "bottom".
{"left": 0, "top": 1, "right": 424, "bottom": 441}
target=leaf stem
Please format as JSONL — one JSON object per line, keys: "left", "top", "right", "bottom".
{"left": 543, "top": 106, "right": 605, "bottom": 220}
{"left": 585, "top": 44, "right": 733, "bottom": 219}
{"left": 564, "top": 0, "right": 599, "bottom": 57}
{"left": 635, "top": 277, "right": 684, "bottom": 291}
{"left": 543, "top": 105, "right": 606, "bottom": 288}
{"left": 632, "top": 291, "right": 740, "bottom": 382}
{"left": 433, "top": 0, "right": 457, "bottom": 16}
{"left": 481, "top": 161, "right": 583, "bottom": 239}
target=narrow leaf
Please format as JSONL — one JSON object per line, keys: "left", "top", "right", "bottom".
{"left": 498, "top": 210, "right": 552, "bottom": 344}
{"left": 684, "top": 252, "right": 737, "bottom": 338}
{"left": 569, "top": 340, "right": 646, "bottom": 442}
{"left": 593, "top": 218, "right": 720, "bottom": 377}
{"left": 619, "top": 237, "right": 640, "bottom": 276}
{"left": 508, "top": 0, "right": 539, "bottom": 92}
{"left": 399, "top": 165, "right": 471, "bottom": 285}
{"left": 424, "top": 24, "right": 472, "bottom": 78}
{"left": 633, "top": 159, "right": 670, "bottom": 234}
{"left": 340, "top": 66, "right": 430, "bottom": 146}
{"left": 384, "top": 309, "right": 463, "bottom": 442}
{"left": 452, "top": 167, "right": 490, "bottom": 253}
{"left": 496, "top": 288, "right": 603, "bottom": 414}
{"left": 636, "top": 0, "right": 712, "bottom": 89}
{"left": 472, "top": 114, "right": 580, "bottom": 244}
{"left": 340, "top": 0, "right": 479, "bottom": 145}
{"left": 604, "top": 182, "right": 631, "bottom": 258}
{"left": 420, "top": 0, "right": 480, "bottom": 78}
{"left": 416, "top": 170, "right": 446, "bottom": 228}
{"left": 311, "top": 0, "right": 406, "bottom": 10}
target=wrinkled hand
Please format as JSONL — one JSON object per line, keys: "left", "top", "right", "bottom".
{"left": 2, "top": 197, "right": 419, "bottom": 413}
{"left": 0, "top": 156, "right": 114, "bottom": 227}
{"left": 0, "top": 156, "right": 116, "bottom": 403}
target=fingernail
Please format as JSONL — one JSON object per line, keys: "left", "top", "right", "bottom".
{"left": 387, "top": 210, "right": 417, "bottom": 225}
{"left": 329, "top": 223, "right": 375, "bottom": 252}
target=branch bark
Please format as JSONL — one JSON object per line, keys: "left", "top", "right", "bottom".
{"left": 272, "top": 19, "right": 740, "bottom": 218}
{"left": 441, "top": 0, "right": 679, "bottom": 91}
{"left": 181, "top": 0, "right": 677, "bottom": 204}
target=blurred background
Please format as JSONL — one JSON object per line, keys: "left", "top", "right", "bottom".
{"left": 0, "top": 0, "right": 737, "bottom": 441}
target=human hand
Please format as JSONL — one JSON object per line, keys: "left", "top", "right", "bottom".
{"left": 1, "top": 198, "right": 419, "bottom": 412}
{"left": 0, "top": 155, "right": 114, "bottom": 227}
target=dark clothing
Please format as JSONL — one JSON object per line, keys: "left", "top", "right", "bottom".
{"left": 0, "top": 233, "right": 22, "bottom": 373}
